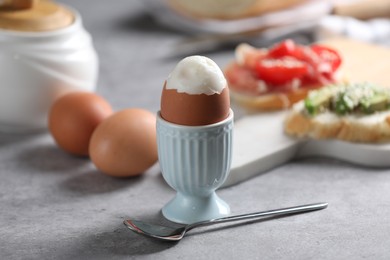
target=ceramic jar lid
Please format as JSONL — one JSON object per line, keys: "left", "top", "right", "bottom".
{"left": 0, "top": 0, "right": 74, "bottom": 31}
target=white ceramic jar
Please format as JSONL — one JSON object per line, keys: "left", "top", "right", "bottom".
{"left": 0, "top": 9, "right": 98, "bottom": 132}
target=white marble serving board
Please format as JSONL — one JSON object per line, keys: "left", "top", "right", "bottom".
{"left": 223, "top": 111, "right": 390, "bottom": 187}
{"left": 223, "top": 38, "right": 390, "bottom": 187}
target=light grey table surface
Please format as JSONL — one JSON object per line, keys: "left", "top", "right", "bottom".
{"left": 2, "top": 1, "right": 390, "bottom": 259}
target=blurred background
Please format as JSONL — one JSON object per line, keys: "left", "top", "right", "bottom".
{"left": 0, "top": 2, "right": 389, "bottom": 258}
{"left": 59, "top": 0, "right": 389, "bottom": 113}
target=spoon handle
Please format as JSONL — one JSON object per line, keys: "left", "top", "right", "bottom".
{"left": 188, "top": 202, "right": 328, "bottom": 230}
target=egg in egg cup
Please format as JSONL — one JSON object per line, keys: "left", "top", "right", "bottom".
{"left": 157, "top": 55, "right": 233, "bottom": 224}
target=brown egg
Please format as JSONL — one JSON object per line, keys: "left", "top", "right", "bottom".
{"left": 89, "top": 108, "right": 158, "bottom": 177}
{"left": 161, "top": 84, "right": 230, "bottom": 126}
{"left": 160, "top": 55, "right": 230, "bottom": 126}
{"left": 48, "top": 92, "right": 113, "bottom": 156}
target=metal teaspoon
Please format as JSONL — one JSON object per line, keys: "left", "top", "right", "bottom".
{"left": 123, "top": 202, "right": 328, "bottom": 242}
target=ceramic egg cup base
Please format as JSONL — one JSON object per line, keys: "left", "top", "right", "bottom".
{"left": 157, "top": 110, "right": 234, "bottom": 225}
{"left": 162, "top": 192, "right": 230, "bottom": 224}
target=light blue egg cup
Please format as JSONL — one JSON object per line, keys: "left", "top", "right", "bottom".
{"left": 156, "top": 110, "right": 234, "bottom": 224}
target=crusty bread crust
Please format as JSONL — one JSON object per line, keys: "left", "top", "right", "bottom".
{"left": 168, "top": 0, "right": 308, "bottom": 20}
{"left": 230, "top": 85, "right": 319, "bottom": 111}
{"left": 227, "top": 69, "right": 346, "bottom": 111}
{"left": 284, "top": 102, "right": 390, "bottom": 143}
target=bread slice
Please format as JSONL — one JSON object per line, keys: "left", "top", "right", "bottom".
{"left": 167, "top": 0, "right": 308, "bottom": 20}
{"left": 225, "top": 61, "right": 329, "bottom": 111}
{"left": 285, "top": 101, "right": 390, "bottom": 143}
{"left": 230, "top": 85, "right": 319, "bottom": 111}
{"left": 224, "top": 42, "right": 344, "bottom": 111}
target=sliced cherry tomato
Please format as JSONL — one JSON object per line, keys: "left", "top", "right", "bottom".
{"left": 225, "top": 63, "right": 262, "bottom": 94}
{"left": 268, "top": 39, "right": 300, "bottom": 58}
{"left": 255, "top": 57, "right": 308, "bottom": 85}
{"left": 292, "top": 46, "right": 320, "bottom": 67}
{"left": 231, "top": 40, "right": 342, "bottom": 91}
{"left": 297, "top": 46, "right": 336, "bottom": 84}
{"left": 235, "top": 43, "right": 267, "bottom": 70}
{"left": 310, "top": 45, "right": 342, "bottom": 71}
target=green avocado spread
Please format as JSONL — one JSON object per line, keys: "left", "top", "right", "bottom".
{"left": 304, "top": 83, "right": 390, "bottom": 116}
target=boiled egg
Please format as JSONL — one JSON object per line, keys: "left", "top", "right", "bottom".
{"left": 161, "top": 55, "right": 230, "bottom": 126}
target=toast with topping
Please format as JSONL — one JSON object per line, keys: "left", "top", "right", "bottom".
{"left": 284, "top": 83, "right": 390, "bottom": 143}
{"left": 224, "top": 39, "right": 343, "bottom": 110}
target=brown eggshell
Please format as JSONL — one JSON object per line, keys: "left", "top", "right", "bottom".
{"left": 89, "top": 108, "right": 158, "bottom": 177}
{"left": 48, "top": 92, "right": 113, "bottom": 156}
{"left": 160, "top": 83, "right": 230, "bottom": 126}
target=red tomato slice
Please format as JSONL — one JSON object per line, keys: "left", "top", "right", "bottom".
{"left": 235, "top": 43, "right": 267, "bottom": 70}
{"left": 268, "top": 39, "right": 300, "bottom": 58}
{"left": 225, "top": 63, "right": 261, "bottom": 94}
{"left": 297, "top": 46, "right": 336, "bottom": 84}
{"left": 255, "top": 57, "right": 308, "bottom": 86}
{"left": 230, "top": 40, "right": 342, "bottom": 92}
{"left": 310, "top": 45, "right": 342, "bottom": 71}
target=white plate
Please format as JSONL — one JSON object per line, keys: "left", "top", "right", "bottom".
{"left": 223, "top": 111, "right": 390, "bottom": 187}
{"left": 142, "top": 0, "right": 331, "bottom": 34}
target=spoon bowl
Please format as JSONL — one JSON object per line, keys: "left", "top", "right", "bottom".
{"left": 124, "top": 202, "right": 328, "bottom": 242}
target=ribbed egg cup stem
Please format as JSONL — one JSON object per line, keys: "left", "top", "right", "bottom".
{"left": 157, "top": 110, "right": 234, "bottom": 224}
{"left": 162, "top": 192, "right": 230, "bottom": 224}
